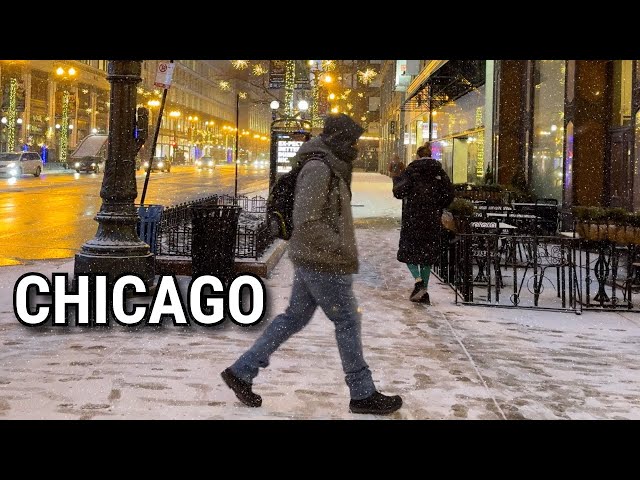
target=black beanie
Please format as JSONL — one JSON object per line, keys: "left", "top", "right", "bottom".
{"left": 322, "top": 113, "right": 365, "bottom": 142}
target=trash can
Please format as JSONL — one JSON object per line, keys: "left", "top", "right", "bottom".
{"left": 191, "top": 204, "right": 241, "bottom": 284}
{"left": 136, "top": 204, "right": 164, "bottom": 254}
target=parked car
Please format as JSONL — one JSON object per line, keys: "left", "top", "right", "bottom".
{"left": 195, "top": 156, "right": 216, "bottom": 170}
{"left": 70, "top": 134, "right": 108, "bottom": 174}
{"left": 143, "top": 156, "right": 171, "bottom": 172}
{"left": 74, "top": 155, "right": 104, "bottom": 173}
{"left": 0, "top": 151, "right": 43, "bottom": 177}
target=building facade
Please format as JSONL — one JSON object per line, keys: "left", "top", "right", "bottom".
{"left": 0, "top": 60, "right": 273, "bottom": 164}
{"left": 381, "top": 59, "right": 640, "bottom": 212}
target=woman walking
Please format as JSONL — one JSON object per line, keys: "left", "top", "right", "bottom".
{"left": 392, "top": 143, "right": 454, "bottom": 304}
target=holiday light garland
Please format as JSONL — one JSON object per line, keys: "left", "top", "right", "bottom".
{"left": 7, "top": 78, "right": 17, "bottom": 151}
{"left": 60, "top": 90, "right": 70, "bottom": 162}
{"left": 284, "top": 60, "right": 295, "bottom": 116}
{"left": 311, "top": 74, "right": 319, "bottom": 127}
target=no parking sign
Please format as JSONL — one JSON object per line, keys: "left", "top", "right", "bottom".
{"left": 154, "top": 61, "right": 175, "bottom": 89}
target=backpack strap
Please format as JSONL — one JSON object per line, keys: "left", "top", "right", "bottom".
{"left": 301, "top": 154, "right": 342, "bottom": 215}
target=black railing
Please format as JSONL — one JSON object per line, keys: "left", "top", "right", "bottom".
{"left": 578, "top": 240, "right": 639, "bottom": 311}
{"left": 152, "top": 195, "right": 272, "bottom": 260}
{"left": 433, "top": 226, "right": 640, "bottom": 313}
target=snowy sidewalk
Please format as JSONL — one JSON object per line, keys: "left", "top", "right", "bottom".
{"left": 0, "top": 173, "right": 639, "bottom": 419}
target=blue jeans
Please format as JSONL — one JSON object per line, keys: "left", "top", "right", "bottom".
{"left": 230, "top": 266, "right": 376, "bottom": 400}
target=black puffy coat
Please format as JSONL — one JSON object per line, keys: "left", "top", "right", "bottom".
{"left": 392, "top": 158, "right": 454, "bottom": 265}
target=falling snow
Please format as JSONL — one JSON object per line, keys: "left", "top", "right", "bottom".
{"left": 0, "top": 173, "right": 638, "bottom": 419}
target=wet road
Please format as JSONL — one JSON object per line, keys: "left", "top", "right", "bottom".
{"left": 0, "top": 165, "right": 269, "bottom": 266}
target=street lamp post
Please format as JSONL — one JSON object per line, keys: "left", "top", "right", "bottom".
{"left": 74, "top": 61, "right": 152, "bottom": 287}
{"left": 234, "top": 92, "right": 240, "bottom": 198}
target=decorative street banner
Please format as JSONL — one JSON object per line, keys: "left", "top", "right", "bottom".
{"left": 294, "top": 60, "right": 310, "bottom": 90}
{"left": 268, "top": 60, "right": 286, "bottom": 89}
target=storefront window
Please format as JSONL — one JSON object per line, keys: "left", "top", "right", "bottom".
{"left": 430, "top": 85, "right": 486, "bottom": 184}
{"left": 564, "top": 121, "right": 574, "bottom": 207}
{"left": 95, "top": 90, "right": 109, "bottom": 133}
{"left": 76, "top": 85, "right": 91, "bottom": 141}
{"left": 28, "top": 72, "right": 49, "bottom": 149}
{"left": 433, "top": 139, "right": 453, "bottom": 178}
{"left": 531, "top": 60, "right": 565, "bottom": 202}
{"left": 434, "top": 85, "right": 485, "bottom": 139}
{"left": 416, "top": 118, "right": 430, "bottom": 147}
{"left": 612, "top": 60, "right": 632, "bottom": 127}
{"left": 635, "top": 110, "right": 640, "bottom": 210}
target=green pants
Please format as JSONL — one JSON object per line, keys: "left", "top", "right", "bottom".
{"left": 407, "top": 263, "right": 431, "bottom": 287}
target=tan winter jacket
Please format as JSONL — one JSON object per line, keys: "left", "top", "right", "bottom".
{"left": 288, "top": 138, "right": 358, "bottom": 274}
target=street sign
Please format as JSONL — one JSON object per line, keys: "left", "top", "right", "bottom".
{"left": 154, "top": 61, "right": 175, "bottom": 89}
{"left": 268, "top": 60, "right": 286, "bottom": 89}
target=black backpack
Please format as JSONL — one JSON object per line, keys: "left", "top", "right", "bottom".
{"left": 267, "top": 155, "right": 335, "bottom": 240}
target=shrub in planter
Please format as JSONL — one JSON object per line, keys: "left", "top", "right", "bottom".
{"left": 443, "top": 198, "right": 475, "bottom": 233}
{"left": 606, "top": 208, "right": 630, "bottom": 244}
{"left": 629, "top": 213, "right": 640, "bottom": 245}
{"left": 573, "top": 206, "right": 607, "bottom": 241}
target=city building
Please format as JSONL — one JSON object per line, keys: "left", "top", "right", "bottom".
{"left": 380, "top": 60, "right": 640, "bottom": 212}
{"left": 0, "top": 60, "right": 273, "bottom": 164}
{"left": 329, "top": 60, "right": 381, "bottom": 171}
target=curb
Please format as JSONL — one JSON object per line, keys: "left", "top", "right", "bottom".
{"left": 154, "top": 239, "right": 287, "bottom": 279}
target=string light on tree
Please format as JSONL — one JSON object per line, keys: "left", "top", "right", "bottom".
{"left": 55, "top": 66, "right": 77, "bottom": 163}
{"left": 7, "top": 78, "right": 17, "bottom": 151}
{"left": 60, "top": 90, "right": 70, "bottom": 161}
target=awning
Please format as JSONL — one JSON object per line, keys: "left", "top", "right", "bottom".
{"left": 401, "top": 60, "right": 486, "bottom": 112}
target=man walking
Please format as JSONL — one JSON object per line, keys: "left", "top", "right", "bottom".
{"left": 221, "top": 113, "right": 402, "bottom": 415}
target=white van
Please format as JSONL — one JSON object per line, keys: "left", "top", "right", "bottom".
{"left": 0, "top": 152, "right": 43, "bottom": 177}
